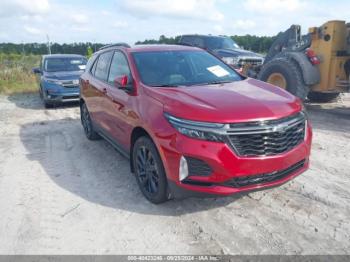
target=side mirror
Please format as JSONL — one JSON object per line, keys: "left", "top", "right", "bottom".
{"left": 32, "top": 67, "right": 41, "bottom": 74}
{"left": 114, "top": 75, "right": 133, "bottom": 92}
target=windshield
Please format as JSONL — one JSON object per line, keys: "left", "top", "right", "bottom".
{"left": 205, "top": 37, "right": 240, "bottom": 50}
{"left": 44, "top": 57, "right": 87, "bottom": 72}
{"left": 132, "top": 50, "right": 242, "bottom": 87}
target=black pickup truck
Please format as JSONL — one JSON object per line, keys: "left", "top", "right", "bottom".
{"left": 178, "top": 35, "right": 264, "bottom": 70}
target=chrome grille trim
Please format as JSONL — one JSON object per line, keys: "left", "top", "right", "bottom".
{"left": 226, "top": 112, "right": 306, "bottom": 157}
{"left": 226, "top": 112, "right": 305, "bottom": 135}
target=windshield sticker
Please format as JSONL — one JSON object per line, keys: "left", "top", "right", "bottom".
{"left": 207, "top": 65, "right": 230, "bottom": 77}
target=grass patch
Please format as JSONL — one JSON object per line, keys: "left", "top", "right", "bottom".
{"left": 0, "top": 53, "right": 40, "bottom": 95}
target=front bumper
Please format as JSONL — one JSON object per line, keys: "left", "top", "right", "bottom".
{"left": 45, "top": 92, "right": 80, "bottom": 103}
{"left": 42, "top": 80, "right": 80, "bottom": 104}
{"left": 158, "top": 123, "right": 312, "bottom": 198}
{"left": 43, "top": 86, "right": 80, "bottom": 104}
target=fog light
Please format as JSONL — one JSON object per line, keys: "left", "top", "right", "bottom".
{"left": 47, "top": 95, "right": 51, "bottom": 99}
{"left": 179, "top": 156, "right": 189, "bottom": 181}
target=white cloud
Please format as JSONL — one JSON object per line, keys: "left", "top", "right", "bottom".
{"left": 213, "top": 25, "right": 224, "bottom": 34}
{"left": 71, "top": 14, "right": 89, "bottom": 25}
{"left": 0, "top": 0, "right": 349, "bottom": 44}
{"left": 112, "top": 21, "right": 128, "bottom": 28}
{"left": 231, "top": 19, "right": 256, "bottom": 30}
{"left": 244, "top": 0, "right": 304, "bottom": 13}
{"left": 24, "top": 25, "right": 42, "bottom": 35}
{"left": 101, "top": 10, "right": 112, "bottom": 16}
{"left": 120, "top": 0, "right": 224, "bottom": 21}
{"left": 0, "top": 0, "right": 50, "bottom": 17}
{"left": 72, "top": 26, "right": 90, "bottom": 32}
{"left": 0, "top": 32, "right": 10, "bottom": 41}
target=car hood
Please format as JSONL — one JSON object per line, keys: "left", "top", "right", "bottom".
{"left": 145, "top": 78, "right": 302, "bottom": 123}
{"left": 215, "top": 48, "right": 264, "bottom": 59}
{"left": 43, "top": 71, "right": 83, "bottom": 80}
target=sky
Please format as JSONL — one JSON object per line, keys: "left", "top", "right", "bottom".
{"left": 0, "top": 0, "right": 348, "bottom": 44}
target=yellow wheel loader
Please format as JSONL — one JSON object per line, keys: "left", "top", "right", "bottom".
{"left": 255, "top": 20, "right": 350, "bottom": 102}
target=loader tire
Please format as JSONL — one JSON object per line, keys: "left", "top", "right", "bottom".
{"left": 258, "top": 57, "right": 309, "bottom": 100}
{"left": 307, "top": 92, "right": 340, "bottom": 103}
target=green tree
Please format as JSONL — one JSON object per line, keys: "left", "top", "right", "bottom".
{"left": 87, "top": 46, "right": 93, "bottom": 58}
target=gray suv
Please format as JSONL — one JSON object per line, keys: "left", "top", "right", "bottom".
{"left": 178, "top": 35, "right": 264, "bottom": 70}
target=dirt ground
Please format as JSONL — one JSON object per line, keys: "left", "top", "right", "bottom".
{"left": 0, "top": 93, "right": 349, "bottom": 255}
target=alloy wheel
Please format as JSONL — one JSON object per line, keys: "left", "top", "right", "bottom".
{"left": 136, "top": 146, "right": 160, "bottom": 195}
{"left": 81, "top": 104, "right": 91, "bottom": 135}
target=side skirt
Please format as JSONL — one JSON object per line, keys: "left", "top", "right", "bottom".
{"left": 93, "top": 122, "right": 130, "bottom": 159}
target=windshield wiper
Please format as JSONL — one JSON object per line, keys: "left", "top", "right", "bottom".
{"left": 151, "top": 84, "right": 180, "bottom": 87}
{"left": 203, "top": 80, "right": 233, "bottom": 85}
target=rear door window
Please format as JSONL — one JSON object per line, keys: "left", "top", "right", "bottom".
{"left": 94, "top": 51, "right": 113, "bottom": 82}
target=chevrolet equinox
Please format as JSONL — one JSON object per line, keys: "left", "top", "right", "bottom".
{"left": 79, "top": 44, "right": 312, "bottom": 204}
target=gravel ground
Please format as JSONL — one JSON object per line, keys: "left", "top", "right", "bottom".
{"left": 0, "top": 93, "right": 349, "bottom": 255}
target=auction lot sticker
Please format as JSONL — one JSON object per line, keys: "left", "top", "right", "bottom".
{"left": 206, "top": 65, "right": 230, "bottom": 77}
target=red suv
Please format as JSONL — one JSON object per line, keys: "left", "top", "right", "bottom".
{"left": 80, "top": 44, "right": 312, "bottom": 203}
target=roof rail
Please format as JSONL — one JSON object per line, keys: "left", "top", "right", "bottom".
{"left": 99, "top": 43, "right": 130, "bottom": 50}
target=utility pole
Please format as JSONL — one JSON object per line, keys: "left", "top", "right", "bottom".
{"left": 46, "top": 34, "right": 51, "bottom": 54}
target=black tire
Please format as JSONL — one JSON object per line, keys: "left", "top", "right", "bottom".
{"left": 40, "top": 88, "right": 52, "bottom": 108}
{"left": 132, "top": 136, "right": 168, "bottom": 204}
{"left": 80, "top": 103, "right": 100, "bottom": 140}
{"left": 39, "top": 87, "right": 44, "bottom": 99}
{"left": 307, "top": 92, "right": 340, "bottom": 103}
{"left": 258, "top": 57, "right": 309, "bottom": 100}
{"left": 44, "top": 101, "right": 53, "bottom": 109}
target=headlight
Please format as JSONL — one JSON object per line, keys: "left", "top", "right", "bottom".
{"left": 164, "top": 113, "right": 225, "bottom": 142}
{"left": 45, "top": 78, "right": 62, "bottom": 85}
{"left": 221, "top": 56, "right": 238, "bottom": 65}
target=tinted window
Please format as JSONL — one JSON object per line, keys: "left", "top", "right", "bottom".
{"left": 180, "top": 36, "right": 194, "bottom": 45}
{"left": 44, "top": 57, "right": 87, "bottom": 72}
{"left": 205, "top": 37, "right": 240, "bottom": 50}
{"left": 86, "top": 54, "right": 98, "bottom": 73}
{"left": 94, "top": 51, "right": 113, "bottom": 81}
{"left": 193, "top": 37, "right": 205, "bottom": 48}
{"left": 132, "top": 50, "right": 242, "bottom": 87}
{"left": 108, "top": 52, "right": 131, "bottom": 84}
{"left": 91, "top": 56, "right": 98, "bottom": 75}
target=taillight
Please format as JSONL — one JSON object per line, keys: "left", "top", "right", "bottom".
{"left": 305, "top": 48, "right": 320, "bottom": 65}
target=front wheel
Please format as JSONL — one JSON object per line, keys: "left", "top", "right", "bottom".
{"left": 132, "top": 136, "right": 168, "bottom": 204}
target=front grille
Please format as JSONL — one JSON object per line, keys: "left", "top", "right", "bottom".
{"left": 223, "top": 159, "right": 305, "bottom": 188}
{"left": 62, "top": 95, "right": 79, "bottom": 100}
{"left": 186, "top": 157, "right": 212, "bottom": 176}
{"left": 237, "top": 58, "right": 263, "bottom": 66}
{"left": 61, "top": 80, "right": 79, "bottom": 88}
{"left": 227, "top": 112, "right": 306, "bottom": 157}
